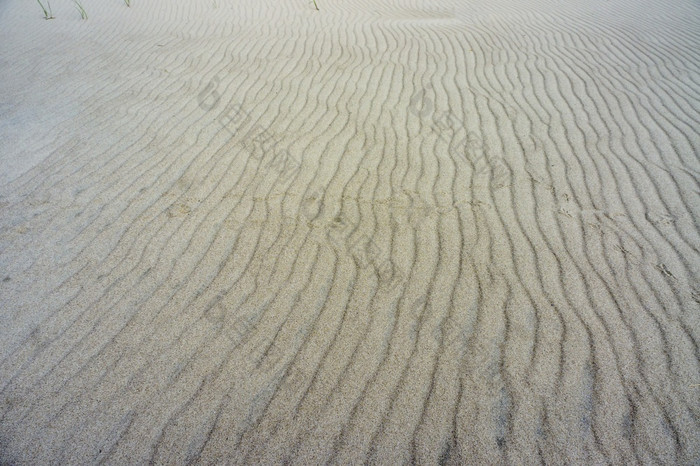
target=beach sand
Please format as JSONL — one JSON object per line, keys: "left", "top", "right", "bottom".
{"left": 0, "top": 0, "right": 698, "bottom": 463}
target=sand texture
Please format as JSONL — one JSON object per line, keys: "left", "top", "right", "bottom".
{"left": 1, "top": 0, "right": 699, "bottom": 463}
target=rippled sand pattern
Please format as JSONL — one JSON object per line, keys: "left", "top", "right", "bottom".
{"left": 0, "top": 0, "right": 698, "bottom": 463}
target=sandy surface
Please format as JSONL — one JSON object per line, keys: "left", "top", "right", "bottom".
{"left": 1, "top": 0, "right": 699, "bottom": 463}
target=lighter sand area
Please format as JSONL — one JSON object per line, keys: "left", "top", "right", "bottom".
{"left": 1, "top": 0, "right": 699, "bottom": 463}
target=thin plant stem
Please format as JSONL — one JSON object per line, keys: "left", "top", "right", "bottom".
{"left": 73, "top": 0, "right": 88, "bottom": 19}
{"left": 37, "top": 0, "right": 54, "bottom": 19}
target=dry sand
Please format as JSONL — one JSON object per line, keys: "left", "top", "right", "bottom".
{"left": 1, "top": 0, "right": 699, "bottom": 463}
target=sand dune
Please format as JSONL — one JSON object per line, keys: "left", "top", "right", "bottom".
{"left": 1, "top": 0, "right": 699, "bottom": 463}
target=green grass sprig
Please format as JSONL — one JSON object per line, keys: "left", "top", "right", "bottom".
{"left": 37, "top": 0, "right": 54, "bottom": 19}
{"left": 73, "top": 0, "right": 88, "bottom": 19}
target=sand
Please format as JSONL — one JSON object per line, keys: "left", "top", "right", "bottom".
{"left": 0, "top": 0, "right": 699, "bottom": 463}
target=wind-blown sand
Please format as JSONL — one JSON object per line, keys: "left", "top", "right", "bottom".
{"left": 1, "top": 0, "right": 699, "bottom": 463}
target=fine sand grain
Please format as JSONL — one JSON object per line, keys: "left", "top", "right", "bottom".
{"left": 1, "top": 0, "right": 699, "bottom": 463}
